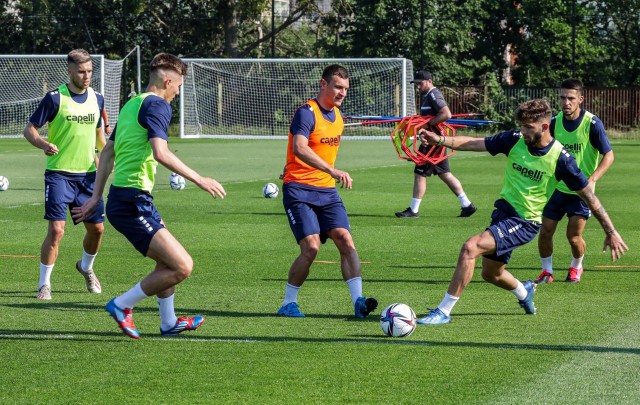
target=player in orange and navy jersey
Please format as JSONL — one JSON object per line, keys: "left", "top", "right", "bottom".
{"left": 277, "top": 64, "right": 378, "bottom": 319}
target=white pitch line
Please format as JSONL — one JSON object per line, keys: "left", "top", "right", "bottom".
{"left": 0, "top": 333, "right": 75, "bottom": 340}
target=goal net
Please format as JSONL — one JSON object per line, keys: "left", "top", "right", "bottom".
{"left": 0, "top": 54, "right": 125, "bottom": 138}
{"left": 180, "top": 58, "right": 416, "bottom": 139}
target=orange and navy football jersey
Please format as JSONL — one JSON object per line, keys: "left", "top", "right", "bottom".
{"left": 283, "top": 99, "right": 344, "bottom": 188}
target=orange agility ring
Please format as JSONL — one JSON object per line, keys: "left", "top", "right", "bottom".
{"left": 390, "top": 115, "right": 456, "bottom": 165}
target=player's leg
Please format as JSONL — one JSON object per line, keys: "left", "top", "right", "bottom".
{"left": 395, "top": 169, "right": 427, "bottom": 217}
{"left": 279, "top": 187, "right": 321, "bottom": 317}
{"left": 277, "top": 234, "right": 320, "bottom": 317}
{"left": 326, "top": 227, "right": 378, "bottom": 318}
{"left": 437, "top": 170, "right": 477, "bottom": 217}
{"left": 418, "top": 230, "right": 495, "bottom": 325}
{"left": 536, "top": 217, "right": 559, "bottom": 283}
{"left": 481, "top": 256, "right": 536, "bottom": 315}
{"left": 482, "top": 211, "right": 540, "bottom": 314}
{"left": 37, "top": 220, "right": 65, "bottom": 299}
{"left": 75, "top": 221, "right": 104, "bottom": 293}
{"left": 103, "top": 190, "right": 165, "bottom": 338}
{"left": 537, "top": 190, "right": 569, "bottom": 283}
{"left": 74, "top": 173, "right": 104, "bottom": 292}
{"left": 144, "top": 230, "right": 204, "bottom": 336}
{"left": 565, "top": 215, "right": 587, "bottom": 283}
{"left": 38, "top": 172, "right": 72, "bottom": 299}
{"left": 287, "top": 234, "right": 321, "bottom": 286}
{"left": 143, "top": 228, "right": 194, "bottom": 294}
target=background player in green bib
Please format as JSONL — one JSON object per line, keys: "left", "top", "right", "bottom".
{"left": 415, "top": 99, "right": 627, "bottom": 325}
{"left": 23, "top": 49, "right": 107, "bottom": 300}
{"left": 536, "top": 79, "right": 614, "bottom": 284}
{"left": 73, "top": 53, "right": 226, "bottom": 339}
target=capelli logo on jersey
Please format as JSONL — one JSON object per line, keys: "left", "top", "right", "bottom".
{"left": 66, "top": 113, "right": 96, "bottom": 124}
{"left": 320, "top": 135, "right": 341, "bottom": 146}
{"left": 512, "top": 163, "right": 544, "bottom": 182}
{"left": 563, "top": 143, "right": 582, "bottom": 154}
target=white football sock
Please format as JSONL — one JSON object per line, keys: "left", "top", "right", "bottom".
{"left": 570, "top": 255, "right": 584, "bottom": 269}
{"left": 157, "top": 295, "right": 178, "bottom": 331}
{"left": 39, "top": 263, "right": 54, "bottom": 288}
{"left": 282, "top": 283, "right": 300, "bottom": 306}
{"left": 80, "top": 250, "right": 97, "bottom": 272}
{"left": 115, "top": 282, "right": 148, "bottom": 309}
{"left": 511, "top": 281, "right": 528, "bottom": 301}
{"left": 540, "top": 256, "right": 553, "bottom": 273}
{"left": 457, "top": 193, "right": 471, "bottom": 208}
{"left": 345, "top": 277, "right": 363, "bottom": 305}
{"left": 437, "top": 293, "right": 459, "bottom": 316}
{"left": 409, "top": 198, "right": 422, "bottom": 213}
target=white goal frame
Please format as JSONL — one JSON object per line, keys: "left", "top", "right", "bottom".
{"left": 179, "top": 58, "right": 416, "bottom": 139}
{"left": 0, "top": 47, "right": 141, "bottom": 139}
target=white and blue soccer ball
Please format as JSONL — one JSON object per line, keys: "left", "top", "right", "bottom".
{"left": 262, "top": 182, "right": 279, "bottom": 198}
{"left": 169, "top": 173, "right": 186, "bottom": 190}
{"left": 0, "top": 176, "right": 9, "bottom": 191}
{"left": 380, "top": 303, "right": 417, "bottom": 338}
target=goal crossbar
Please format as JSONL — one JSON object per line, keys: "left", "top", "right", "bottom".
{"left": 179, "top": 58, "right": 416, "bottom": 139}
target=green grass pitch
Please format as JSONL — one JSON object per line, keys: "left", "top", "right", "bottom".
{"left": 0, "top": 137, "right": 639, "bottom": 404}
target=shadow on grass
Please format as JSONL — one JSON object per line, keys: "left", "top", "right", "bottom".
{"left": 1, "top": 328, "right": 638, "bottom": 354}
{"left": 260, "top": 278, "right": 481, "bottom": 285}
{"left": 0, "top": 300, "right": 380, "bottom": 321}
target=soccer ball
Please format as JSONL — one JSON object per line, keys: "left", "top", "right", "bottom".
{"left": 0, "top": 176, "right": 9, "bottom": 191}
{"left": 262, "top": 182, "right": 279, "bottom": 198}
{"left": 380, "top": 303, "right": 417, "bottom": 338}
{"left": 169, "top": 173, "right": 186, "bottom": 190}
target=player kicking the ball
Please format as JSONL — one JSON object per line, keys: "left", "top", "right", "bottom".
{"left": 277, "top": 64, "right": 378, "bottom": 318}
{"left": 416, "top": 99, "right": 627, "bottom": 325}
{"left": 73, "top": 53, "right": 226, "bottom": 339}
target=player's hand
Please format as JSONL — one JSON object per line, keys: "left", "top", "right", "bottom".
{"left": 603, "top": 230, "right": 628, "bottom": 261}
{"left": 332, "top": 169, "right": 352, "bottom": 189}
{"left": 71, "top": 196, "right": 100, "bottom": 223}
{"left": 197, "top": 177, "right": 226, "bottom": 199}
{"left": 43, "top": 143, "right": 59, "bottom": 156}
{"left": 418, "top": 128, "right": 439, "bottom": 145}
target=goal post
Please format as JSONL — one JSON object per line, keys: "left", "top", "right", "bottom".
{"left": 0, "top": 51, "right": 138, "bottom": 138}
{"left": 179, "top": 58, "right": 416, "bottom": 139}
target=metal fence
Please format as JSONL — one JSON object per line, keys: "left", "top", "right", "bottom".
{"left": 439, "top": 86, "right": 640, "bottom": 131}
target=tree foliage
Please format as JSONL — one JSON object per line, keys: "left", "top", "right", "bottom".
{"left": 1, "top": 0, "right": 639, "bottom": 87}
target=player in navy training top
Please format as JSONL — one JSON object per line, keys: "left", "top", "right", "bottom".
{"left": 536, "top": 79, "right": 615, "bottom": 284}
{"left": 23, "top": 48, "right": 107, "bottom": 301}
{"left": 413, "top": 99, "right": 627, "bottom": 326}
{"left": 395, "top": 70, "right": 476, "bottom": 218}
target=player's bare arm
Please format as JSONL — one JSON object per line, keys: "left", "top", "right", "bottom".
{"left": 418, "top": 129, "right": 487, "bottom": 152}
{"left": 576, "top": 186, "right": 628, "bottom": 261}
{"left": 292, "top": 134, "right": 352, "bottom": 189}
{"left": 150, "top": 137, "right": 226, "bottom": 199}
{"left": 23, "top": 122, "right": 59, "bottom": 156}
{"left": 588, "top": 150, "right": 614, "bottom": 186}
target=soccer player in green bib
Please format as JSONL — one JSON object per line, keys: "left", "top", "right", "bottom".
{"left": 536, "top": 79, "right": 614, "bottom": 284}
{"left": 415, "top": 99, "right": 627, "bottom": 325}
{"left": 73, "top": 53, "right": 226, "bottom": 339}
{"left": 24, "top": 49, "right": 107, "bottom": 301}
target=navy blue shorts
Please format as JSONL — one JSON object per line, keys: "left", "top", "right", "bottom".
{"left": 414, "top": 145, "right": 450, "bottom": 177}
{"left": 483, "top": 200, "right": 541, "bottom": 264}
{"left": 44, "top": 170, "right": 104, "bottom": 224}
{"left": 282, "top": 182, "right": 350, "bottom": 244}
{"left": 543, "top": 189, "right": 591, "bottom": 221}
{"left": 106, "top": 185, "right": 165, "bottom": 256}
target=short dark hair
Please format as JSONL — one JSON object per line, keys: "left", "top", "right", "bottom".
{"left": 150, "top": 53, "right": 187, "bottom": 76}
{"left": 561, "top": 78, "right": 583, "bottom": 94}
{"left": 67, "top": 49, "right": 91, "bottom": 65}
{"left": 515, "top": 99, "right": 552, "bottom": 123}
{"left": 322, "top": 64, "right": 349, "bottom": 83}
